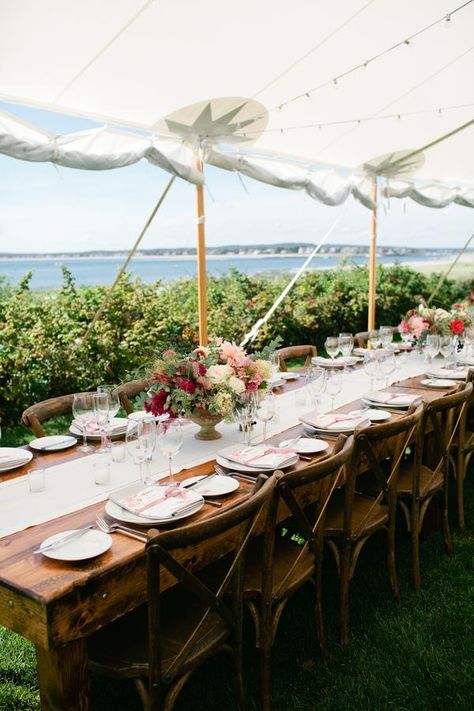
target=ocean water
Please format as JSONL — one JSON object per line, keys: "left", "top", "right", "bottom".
{"left": 0, "top": 254, "right": 440, "bottom": 290}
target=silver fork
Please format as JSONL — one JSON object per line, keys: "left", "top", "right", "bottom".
{"left": 96, "top": 514, "right": 149, "bottom": 542}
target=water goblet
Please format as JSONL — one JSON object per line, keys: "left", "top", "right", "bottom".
{"left": 379, "top": 352, "right": 396, "bottom": 388}
{"left": 379, "top": 326, "right": 393, "bottom": 349}
{"left": 338, "top": 334, "right": 354, "bottom": 363}
{"left": 141, "top": 416, "right": 156, "bottom": 485}
{"left": 72, "top": 393, "right": 95, "bottom": 452}
{"left": 368, "top": 330, "right": 381, "bottom": 350}
{"left": 325, "top": 337, "right": 340, "bottom": 362}
{"left": 257, "top": 392, "right": 276, "bottom": 443}
{"left": 325, "top": 370, "right": 343, "bottom": 411}
{"left": 234, "top": 392, "right": 257, "bottom": 446}
{"left": 157, "top": 419, "right": 183, "bottom": 482}
{"left": 363, "top": 354, "right": 379, "bottom": 391}
{"left": 439, "top": 336, "right": 454, "bottom": 364}
{"left": 424, "top": 334, "right": 440, "bottom": 364}
{"left": 126, "top": 420, "right": 147, "bottom": 483}
{"left": 271, "top": 353, "right": 280, "bottom": 380}
{"left": 94, "top": 392, "right": 110, "bottom": 453}
{"left": 306, "top": 366, "right": 326, "bottom": 409}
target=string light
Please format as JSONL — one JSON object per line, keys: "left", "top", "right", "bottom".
{"left": 242, "top": 0, "right": 473, "bottom": 123}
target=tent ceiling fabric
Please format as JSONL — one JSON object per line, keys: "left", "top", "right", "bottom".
{"left": 0, "top": 0, "right": 473, "bottom": 207}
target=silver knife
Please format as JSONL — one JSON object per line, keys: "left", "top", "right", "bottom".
{"left": 182, "top": 473, "right": 217, "bottom": 490}
{"left": 34, "top": 525, "right": 94, "bottom": 554}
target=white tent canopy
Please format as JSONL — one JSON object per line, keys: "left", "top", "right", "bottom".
{"left": 0, "top": 0, "right": 473, "bottom": 207}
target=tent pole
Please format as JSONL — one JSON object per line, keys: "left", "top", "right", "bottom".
{"left": 195, "top": 155, "right": 208, "bottom": 346}
{"left": 368, "top": 176, "right": 378, "bottom": 331}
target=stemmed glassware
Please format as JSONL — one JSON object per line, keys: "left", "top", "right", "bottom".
{"left": 72, "top": 393, "right": 95, "bottom": 452}
{"left": 424, "top": 334, "right": 440, "bottom": 364}
{"left": 271, "top": 353, "right": 280, "bottom": 380}
{"left": 378, "top": 352, "right": 396, "bottom": 387}
{"left": 94, "top": 392, "right": 110, "bottom": 453}
{"left": 325, "top": 370, "right": 342, "bottom": 411}
{"left": 338, "top": 333, "right": 354, "bottom": 363}
{"left": 306, "top": 365, "right": 326, "bottom": 409}
{"left": 257, "top": 392, "right": 276, "bottom": 443}
{"left": 368, "top": 330, "right": 381, "bottom": 350}
{"left": 157, "top": 419, "right": 183, "bottom": 482}
{"left": 379, "top": 326, "right": 393, "bottom": 349}
{"left": 234, "top": 392, "right": 257, "bottom": 446}
{"left": 439, "top": 336, "right": 454, "bottom": 364}
{"left": 363, "top": 354, "right": 379, "bottom": 391}
{"left": 325, "top": 337, "right": 340, "bottom": 362}
{"left": 126, "top": 420, "right": 147, "bottom": 483}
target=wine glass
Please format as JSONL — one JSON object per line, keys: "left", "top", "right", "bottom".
{"left": 94, "top": 392, "right": 110, "bottom": 453}
{"left": 439, "top": 336, "right": 454, "bottom": 363}
{"left": 126, "top": 420, "right": 147, "bottom": 483}
{"left": 257, "top": 392, "right": 275, "bottom": 443}
{"left": 424, "top": 334, "right": 440, "bottom": 364}
{"left": 72, "top": 393, "right": 94, "bottom": 452}
{"left": 378, "top": 352, "right": 396, "bottom": 388}
{"left": 306, "top": 366, "right": 326, "bottom": 409}
{"left": 379, "top": 326, "right": 393, "bottom": 349}
{"left": 271, "top": 353, "right": 280, "bottom": 380}
{"left": 141, "top": 416, "right": 156, "bottom": 485}
{"left": 326, "top": 370, "right": 343, "bottom": 411}
{"left": 368, "top": 330, "right": 381, "bottom": 350}
{"left": 338, "top": 334, "right": 354, "bottom": 363}
{"left": 97, "top": 385, "right": 120, "bottom": 420}
{"left": 157, "top": 419, "right": 183, "bottom": 481}
{"left": 363, "top": 354, "right": 379, "bottom": 391}
{"left": 325, "top": 337, "right": 340, "bottom": 362}
{"left": 234, "top": 392, "right": 257, "bottom": 446}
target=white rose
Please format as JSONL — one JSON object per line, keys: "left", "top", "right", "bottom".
{"left": 228, "top": 376, "right": 245, "bottom": 394}
{"left": 206, "top": 364, "right": 232, "bottom": 384}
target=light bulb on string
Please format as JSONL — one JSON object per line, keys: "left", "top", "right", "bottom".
{"left": 333, "top": 78, "right": 338, "bottom": 89}
{"left": 444, "top": 13, "right": 452, "bottom": 29}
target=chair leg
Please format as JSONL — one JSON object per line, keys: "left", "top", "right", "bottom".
{"left": 314, "top": 559, "right": 328, "bottom": 657}
{"left": 339, "top": 543, "right": 352, "bottom": 648}
{"left": 386, "top": 524, "right": 400, "bottom": 601}
{"left": 456, "top": 448, "right": 465, "bottom": 531}
{"left": 441, "top": 491, "right": 453, "bottom": 556}
{"left": 410, "top": 501, "right": 421, "bottom": 592}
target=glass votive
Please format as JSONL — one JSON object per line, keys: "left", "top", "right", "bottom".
{"left": 111, "top": 442, "right": 126, "bottom": 463}
{"left": 28, "top": 468, "right": 45, "bottom": 493}
{"left": 93, "top": 458, "right": 111, "bottom": 486}
{"left": 294, "top": 388, "right": 307, "bottom": 407}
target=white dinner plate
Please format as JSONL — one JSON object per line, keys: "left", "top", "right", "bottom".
{"left": 69, "top": 417, "right": 129, "bottom": 439}
{"left": 180, "top": 474, "right": 239, "bottom": 496}
{"left": 420, "top": 378, "right": 458, "bottom": 388}
{"left": 349, "top": 408, "right": 391, "bottom": 422}
{"left": 279, "top": 438, "right": 329, "bottom": 454}
{"left": 215, "top": 453, "right": 298, "bottom": 473}
{"left": 105, "top": 497, "right": 204, "bottom": 525}
{"left": 39, "top": 529, "right": 112, "bottom": 561}
{"left": 361, "top": 397, "right": 409, "bottom": 410}
{"left": 269, "top": 378, "right": 285, "bottom": 388}
{"left": 0, "top": 447, "right": 33, "bottom": 472}
{"left": 29, "top": 435, "right": 77, "bottom": 452}
{"left": 426, "top": 369, "right": 467, "bottom": 381}
{"left": 280, "top": 372, "right": 301, "bottom": 380}
{"left": 127, "top": 410, "right": 153, "bottom": 421}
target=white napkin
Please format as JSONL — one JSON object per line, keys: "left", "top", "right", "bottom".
{"left": 223, "top": 445, "right": 295, "bottom": 469}
{"left": 110, "top": 483, "right": 198, "bottom": 519}
{"left": 300, "top": 412, "right": 368, "bottom": 431}
{"left": 364, "top": 391, "right": 419, "bottom": 405}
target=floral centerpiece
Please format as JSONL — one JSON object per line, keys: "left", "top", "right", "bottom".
{"left": 143, "top": 339, "right": 273, "bottom": 440}
{"left": 398, "top": 303, "right": 473, "bottom": 340}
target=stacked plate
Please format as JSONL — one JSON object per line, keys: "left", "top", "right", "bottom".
{"left": 69, "top": 417, "right": 129, "bottom": 439}
{"left": 106, "top": 482, "right": 205, "bottom": 525}
{"left": 362, "top": 391, "right": 420, "bottom": 409}
{"left": 300, "top": 412, "right": 369, "bottom": 436}
{"left": 312, "top": 356, "right": 360, "bottom": 368}
{"left": 425, "top": 367, "right": 468, "bottom": 381}
{"left": 216, "top": 443, "right": 298, "bottom": 473}
{"left": 0, "top": 447, "right": 33, "bottom": 473}
{"left": 29, "top": 435, "right": 77, "bottom": 452}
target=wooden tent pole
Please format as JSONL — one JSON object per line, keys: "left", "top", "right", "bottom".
{"left": 195, "top": 155, "right": 208, "bottom": 346}
{"left": 368, "top": 176, "right": 378, "bottom": 331}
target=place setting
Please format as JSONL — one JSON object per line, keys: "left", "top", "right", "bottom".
{"left": 361, "top": 390, "right": 422, "bottom": 410}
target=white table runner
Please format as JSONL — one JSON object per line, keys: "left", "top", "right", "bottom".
{"left": 0, "top": 354, "right": 429, "bottom": 539}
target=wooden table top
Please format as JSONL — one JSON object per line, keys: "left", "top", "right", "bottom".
{"left": 0, "top": 369, "right": 457, "bottom": 651}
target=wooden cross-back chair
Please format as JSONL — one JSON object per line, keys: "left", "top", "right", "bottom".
{"left": 21, "top": 392, "right": 94, "bottom": 438}
{"left": 451, "top": 368, "right": 474, "bottom": 529}
{"left": 112, "top": 378, "right": 152, "bottom": 415}
{"left": 88, "top": 475, "right": 276, "bottom": 711}
{"left": 324, "top": 404, "right": 424, "bottom": 646}
{"left": 354, "top": 327, "right": 398, "bottom": 348}
{"left": 274, "top": 345, "right": 317, "bottom": 372}
{"left": 397, "top": 382, "right": 473, "bottom": 588}
{"left": 243, "top": 435, "right": 353, "bottom": 711}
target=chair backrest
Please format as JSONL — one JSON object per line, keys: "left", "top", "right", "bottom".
{"left": 21, "top": 392, "right": 93, "bottom": 437}
{"left": 261, "top": 435, "right": 354, "bottom": 600}
{"left": 422, "top": 382, "right": 473, "bottom": 475}
{"left": 145, "top": 475, "right": 275, "bottom": 706}
{"left": 342, "top": 404, "right": 425, "bottom": 538}
{"left": 112, "top": 378, "right": 152, "bottom": 414}
{"left": 274, "top": 345, "right": 317, "bottom": 372}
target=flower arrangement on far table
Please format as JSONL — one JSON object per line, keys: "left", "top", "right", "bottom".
{"left": 144, "top": 339, "right": 274, "bottom": 440}
{"left": 398, "top": 303, "right": 473, "bottom": 340}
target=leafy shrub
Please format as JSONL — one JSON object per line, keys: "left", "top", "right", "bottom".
{"left": 0, "top": 264, "right": 470, "bottom": 427}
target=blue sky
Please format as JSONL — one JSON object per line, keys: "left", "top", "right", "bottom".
{"left": 0, "top": 102, "right": 472, "bottom": 254}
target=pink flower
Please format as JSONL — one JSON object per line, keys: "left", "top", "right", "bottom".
{"left": 407, "top": 315, "right": 429, "bottom": 339}
{"left": 398, "top": 320, "right": 411, "bottom": 335}
{"left": 220, "top": 341, "right": 247, "bottom": 367}
{"left": 246, "top": 381, "right": 258, "bottom": 392}
{"left": 163, "top": 349, "right": 176, "bottom": 358}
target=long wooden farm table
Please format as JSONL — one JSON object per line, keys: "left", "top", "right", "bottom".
{"left": 0, "top": 366, "right": 457, "bottom": 710}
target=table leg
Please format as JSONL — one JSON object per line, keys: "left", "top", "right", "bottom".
{"left": 36, "top": 639, "right": 90, "bottom": 711}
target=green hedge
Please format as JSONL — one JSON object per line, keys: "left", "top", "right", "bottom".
{"left": 0, "top": 264, "right": 470, "bottom": 426}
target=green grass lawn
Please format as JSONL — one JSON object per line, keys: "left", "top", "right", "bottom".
{"left": 1, "top": 446, "right": 473, "bottom": 709}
